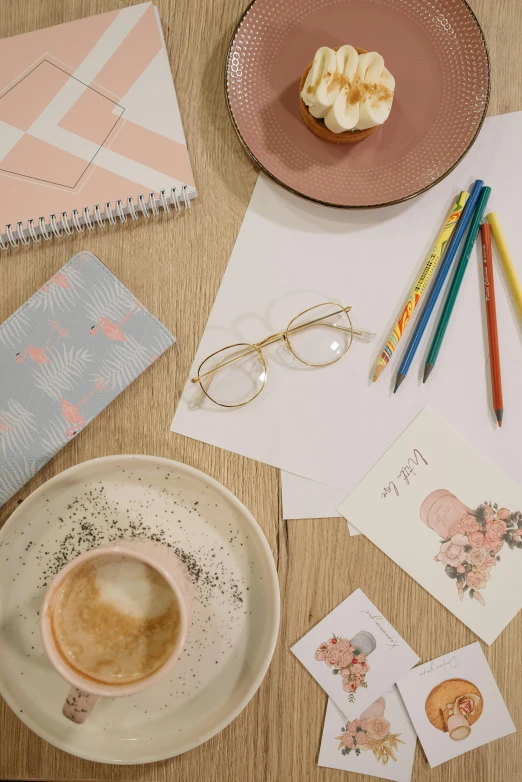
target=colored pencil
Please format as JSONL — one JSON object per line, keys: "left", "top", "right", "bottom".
{"left": 373, "top": 191, "right": 469, "bottom": 382}
{"left": 423, "top": 186, "right": 491, "bottom": 382}
{"left": 480, "top": 222, "right": 503, "bottom": 427}
{"left": 393, "top": 179, "right": 484, "bottom": 393}
{"left": 487, "top": 212, "right": 522, "bottom": 327}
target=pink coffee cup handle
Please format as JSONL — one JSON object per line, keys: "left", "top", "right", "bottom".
{"left": 63, "top": 686, "right": 98, "bottom": 724}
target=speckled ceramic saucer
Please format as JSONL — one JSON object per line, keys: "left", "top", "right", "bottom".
{"left": 0, "top": 456, "right": 280, "bottom": 764}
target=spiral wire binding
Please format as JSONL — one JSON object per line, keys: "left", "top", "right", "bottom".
{"left": 0, "top": 185, "right": 191, "bottom": 250}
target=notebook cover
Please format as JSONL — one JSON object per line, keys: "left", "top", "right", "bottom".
{"left": 0, "top": 250, "right": 174, "bottom": 507}
{"left": 0, "top": 2, "right": 196, "bottom": 230}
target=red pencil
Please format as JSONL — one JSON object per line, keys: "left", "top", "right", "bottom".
{"left": 480, "top": 222, "right": 503, "bottom": 427}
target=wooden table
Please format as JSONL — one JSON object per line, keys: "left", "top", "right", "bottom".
{"left": 0, "top": 0, "right": 521, "bottom": 779}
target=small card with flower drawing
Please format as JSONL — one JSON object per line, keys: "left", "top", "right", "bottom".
{"left": 338, "top": 409, "right": 522, "bottom": 644}
{"left": 291, "top": 589, "right": 419, "bottom": 719}
{"left": 318, "top": 686, "right": 417, "bottom": 782}
{"left": 396, "top": 642, "right": 515, "bottom": 768}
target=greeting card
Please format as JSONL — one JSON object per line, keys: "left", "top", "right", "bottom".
{"left": 396, "top": 643, "right": 515, "bottom": 767}
{"left": 291, "top": 589, "right": 419, "bottom": 719}
{"left": 318, "top": 687, "right": 417, "bottom": 782}
{"left": 338, "top": 409, "right": 522, "bottom": 644}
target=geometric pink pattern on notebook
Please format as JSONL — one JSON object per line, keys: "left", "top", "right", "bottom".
{"left": 0, "top": 134, "right": 90, "bottom": 188}
{"left": 109, "top": 121, "right": 195, "bottom": 189}
{"left": 0, "top": 61, "right": 70, "bottom": 132}
{"left": 58, "top": 86, "right": 124, "bottom": 147}
{"left": 94, "top": 4, "right": 162, "bottom": 98}
{"left": 0, "top": 2, "right": 195, "bottom": 228}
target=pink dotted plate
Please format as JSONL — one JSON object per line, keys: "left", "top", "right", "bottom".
{"left": 225, "top": 0, "right": 489, "bottom": 208}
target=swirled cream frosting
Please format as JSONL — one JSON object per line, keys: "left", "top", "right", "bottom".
{"left": 300, "top": 45, "right": 395, "bottom": 133}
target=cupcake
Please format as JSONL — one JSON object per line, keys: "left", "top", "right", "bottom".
{"left": 299, "top": 45, "right": 395, "bottom": 144}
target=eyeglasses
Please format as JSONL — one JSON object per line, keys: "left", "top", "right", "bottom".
{"left": 190, "top": 302, "right": 375, "bottom": 408}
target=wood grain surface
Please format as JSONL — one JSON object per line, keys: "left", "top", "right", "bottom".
{"left": 0, "top": 0, "right": 521, "bottom": 780}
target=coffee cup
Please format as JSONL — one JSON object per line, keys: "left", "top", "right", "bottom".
{"left": 447, "top": 712, "right": 471, "bottom": 740}
{"left": 40, "top": 538, "right": 192, "bottom": 724}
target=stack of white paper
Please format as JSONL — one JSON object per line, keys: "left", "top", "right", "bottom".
{"left": 171, "top": 112, "right": 522, "bottom": 523}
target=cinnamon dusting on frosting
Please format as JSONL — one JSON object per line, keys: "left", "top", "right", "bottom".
{"left": 300, "top": 44, "right": 395, "bottom": 134}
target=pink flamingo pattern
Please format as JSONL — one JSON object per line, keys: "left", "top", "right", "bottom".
{"left": 0, "top": 251, "right": 174, "bottom": 508}
{"left": 41, "top": 273, "right": 71, "bottom": 292}
{"left": 15, "top": 320, "right": 69, "bottom": 364}
{"left": 61, "top": 381, "right": 107, "bottom": 437}
{"left": 90, "top": 303, "right": 141, "bottom": 342}
{"left": 40, "top": 253, "right": 89, "bottom": 293}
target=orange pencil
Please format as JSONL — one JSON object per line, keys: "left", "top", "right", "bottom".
{"left": 480, "top": 222, "right": 503, "bottom": 427}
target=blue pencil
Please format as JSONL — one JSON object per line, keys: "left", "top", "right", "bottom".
{"left": 394, "top": 179, "right": 484, "bottom": 392}
{"left": 423, "top": 186, "right": 491, "bottom": 382}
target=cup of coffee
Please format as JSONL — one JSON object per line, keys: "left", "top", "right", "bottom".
{"left": 447, "top": 712, "right": 471, "bottom": 740}
{"left": 40, "top": 538, "right": 191, "bottom": 723}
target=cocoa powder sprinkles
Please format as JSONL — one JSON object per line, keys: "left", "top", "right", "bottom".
{"left": 0, "top": 459, "right": 276, "bottom": 744}
{"left": 37, "top": 482, "right": 246, "bottom": 613}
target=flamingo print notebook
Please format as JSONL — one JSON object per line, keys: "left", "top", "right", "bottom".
{"left": 0, "top": 251, "right": 174, "bottom": 507}
{"left": 0, "top": 3, "right": 195, "bottom": 250}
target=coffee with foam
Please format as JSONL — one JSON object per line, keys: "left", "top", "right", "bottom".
{"left": 51, "top": 555, "right": 180, "bottom": 685}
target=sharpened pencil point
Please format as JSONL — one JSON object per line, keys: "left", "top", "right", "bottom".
{"left": 496, "top": 408, "right": 503, "bottom": 427}
{"left": 394, "top": 373, "right": 405, "bottom": 393}
{"left": 373, "top": 364, "right": 386, "bottom": 383}
{"left": 423, "top": 363, "right": 434, "bottom": 383}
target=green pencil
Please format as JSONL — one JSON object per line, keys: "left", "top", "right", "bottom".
{"left": 423, "top": 186, "right": 491, "bottom": 382}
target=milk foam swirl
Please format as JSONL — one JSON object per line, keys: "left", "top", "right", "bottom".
{"left": 52, "top": 556, "right": 180, "bottom": 685}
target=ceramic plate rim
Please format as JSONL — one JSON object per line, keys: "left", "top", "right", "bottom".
{"left": 224, "top": 0, "right": 490, "bottom": 209}
{"left": 0, "top": 454, "right": 280, "bottom": 764}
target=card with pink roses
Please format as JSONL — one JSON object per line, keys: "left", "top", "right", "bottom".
{"left": 396, "top": 642, "right": 515, "bottom": 767}
{"left": 318, "top": 686, "right": 417, "bottom": 782}
{"left": 338, "top": 409, "right": 522, "bottom": 644}
{"left": 291, "top": 589, "right": 419, "bottom": 720}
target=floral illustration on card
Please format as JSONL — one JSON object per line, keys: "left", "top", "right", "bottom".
{"left": 336, "top": 696, "right": 404, "bottom": 764}
{"left": 421, "top": 490, "right": 522, "bottom": 605}
{"left": 315, "top": 630, "right": 376, "bottom": 702}
{"left": 425, "top": 679, "right": 483, "bottom": 741}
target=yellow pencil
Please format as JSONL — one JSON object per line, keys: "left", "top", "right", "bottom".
{"left": 487, "top": 212, "right": 522, "bottom": 325}
{"left": 372, "top": 191, "right": 469, "bottom": 381}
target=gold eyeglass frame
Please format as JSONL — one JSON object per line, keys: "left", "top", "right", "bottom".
{"left": 191, "top": 302, "right": 361, "bottom": 409}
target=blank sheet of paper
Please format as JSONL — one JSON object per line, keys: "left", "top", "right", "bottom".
{"left": 172, "top": 112, "right": 522, "bottom": 501}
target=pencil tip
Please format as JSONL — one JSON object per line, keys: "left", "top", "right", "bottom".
{"left": 496, "top": 409, "right": 503, "bottom": 427}
{"left": 423, "top": 363, "right": 434, "bottom": 383}
{"left": 394, "top": 374, "right": 405, "bottom": 394}
{"left": 373, "top": 364, "right": 385, "bottom": 383}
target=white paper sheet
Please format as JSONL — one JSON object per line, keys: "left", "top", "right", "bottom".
{"left": 280, "top": 472, "right": 342, "bottom": 519}
{"left": 172, "top": 113, "right": 522, "bottom": 501}
{"left": 338, "top": 409, "right": 522, "bottom": 645}
{"left": 281, "top": 471, "right": 361, "bottom": 533}
{"left": 396, "top": 643, "right": 515, "bottom": 768}
{"left": 318, "top": 688, "right": 417, "bottom": 782}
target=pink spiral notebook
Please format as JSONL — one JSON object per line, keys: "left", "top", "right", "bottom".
{"left": 0, "top": 2, "right": 196, "bottom": 249}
